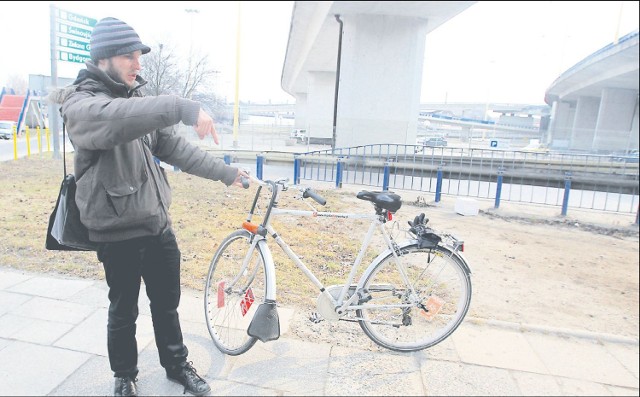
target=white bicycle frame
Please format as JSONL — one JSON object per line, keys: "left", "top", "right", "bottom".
{"left": 243, "top": 178, "right": 418, "bottom": 316}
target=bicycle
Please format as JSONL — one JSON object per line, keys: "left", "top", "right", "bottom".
{"left": 204, "top": 176, "right": 472, "bottom": 355}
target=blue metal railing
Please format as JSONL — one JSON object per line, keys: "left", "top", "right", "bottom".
{"left": 288, "top": 144, "right": 639, "bottom": 220}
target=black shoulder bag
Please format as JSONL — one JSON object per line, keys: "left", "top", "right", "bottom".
{"left": 45, "top": 124, "right": 98, "bottom": 251}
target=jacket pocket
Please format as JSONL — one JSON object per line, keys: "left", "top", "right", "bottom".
{"left": 104, "top": 172, "right": 149, "bottom": 217}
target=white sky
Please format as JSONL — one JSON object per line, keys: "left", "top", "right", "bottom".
{"left": 0, "top": 1, "right": 638, "bottom": 105}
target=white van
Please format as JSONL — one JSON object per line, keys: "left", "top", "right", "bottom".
{"left": 0, "top": 120, "right": 16, "bottom": 140}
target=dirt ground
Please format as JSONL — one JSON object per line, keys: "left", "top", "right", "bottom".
{"left": 282, "top": 184, "right": 640, "bottom": 348}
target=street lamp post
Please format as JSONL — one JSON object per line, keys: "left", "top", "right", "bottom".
{"left": 184, "top": 8, "right": 199, "bottom": 99}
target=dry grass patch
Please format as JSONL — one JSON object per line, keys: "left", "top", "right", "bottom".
{"left": 0, "top": 153, "right": 388, "bottom": 307}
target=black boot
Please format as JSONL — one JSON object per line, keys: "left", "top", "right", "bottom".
{"left": 114, "top": 376, "right": 137, "bottom": 396}
{"left": 166, "top": 361, "right": 211, "bottom": 396}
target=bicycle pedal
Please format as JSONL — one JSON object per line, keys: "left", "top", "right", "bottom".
{"left": 309, "top": 312, "right": 323, "bottom": 323}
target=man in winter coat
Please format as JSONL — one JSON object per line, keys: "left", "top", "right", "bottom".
{"left": 51, "top": 17, "right": 249, "bottom": 396}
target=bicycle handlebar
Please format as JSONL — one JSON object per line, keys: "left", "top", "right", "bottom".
{"left": 241, "top": 176, "right": 250, "bottom": 189}
{"left": 240, "top": 175, "right": 326, "bottom": 206}
{"left": 302, "top": 187, "right": 327, "bottom": 206}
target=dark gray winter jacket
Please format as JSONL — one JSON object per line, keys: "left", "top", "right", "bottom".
{"left": 53, "top": 61, "right": 237, "bottom": 242}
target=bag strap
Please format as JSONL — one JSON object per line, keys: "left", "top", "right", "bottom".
{"left": 62, "top": 123, "right": 67, "bottom": 177}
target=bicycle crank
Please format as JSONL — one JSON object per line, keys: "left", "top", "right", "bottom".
{"left": 315, "top": 285, "right": 356, "bottom": 322}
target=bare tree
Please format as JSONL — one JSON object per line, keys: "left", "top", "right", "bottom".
{"left": 180, "top": 50, "right": 219, "bottom": 100}
{"left": 140, "top": 41, "right": 229, "bottom": 136}
{"left": 141, "top": 42, "right": 181, "bottom": 96}
{"left": 141, "top": 42, "right": 221, "bottom": 105}
{"left": 6, "top": 74, "right": 28, "bottom": 95}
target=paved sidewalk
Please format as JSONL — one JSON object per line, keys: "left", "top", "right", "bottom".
{"left": 0, "top": 266, "right": 638, "bottom": 396}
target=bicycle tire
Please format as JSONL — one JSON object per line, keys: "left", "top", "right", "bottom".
{"left": 357, "top": 244, "right": 471, "bottom": 352}
{"left": 204, "top": 229, "right": 268, "bottom": 355}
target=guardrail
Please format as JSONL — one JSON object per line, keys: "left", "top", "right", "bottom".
{"left": 291, "top": 144, "right": 639, "bottom": 221}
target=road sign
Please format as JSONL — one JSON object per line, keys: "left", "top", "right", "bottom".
{"left": 57, "top": 22, "right": 92, "bottom": 41}
{"left": 57, "top": 9, "right": 97, "bottom": 28}
{"left": 490, "top": 140, "right": 498, "bottom": 148}
{"left": 58, "top": 51, "right": 91, "bottom": 64}
{"left": 58, "top": 37, "right": 90, "bottom": 54}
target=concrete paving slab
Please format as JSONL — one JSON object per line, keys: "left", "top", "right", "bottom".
{"left": 54, "top": 308, "right": 155, "bottom": 357}
{"left": 208, "top": 379, "right": 280, "bottom": 396}
{"left": 603, "top": 341, "right": 639, "bottom": 379}
{"left": 557, "top": 376, "right": 621, "bottom": 396}
{"left": 0, "top": 340, "right": 90, "bottom": 396}
{"left": 48, "top": 355, "right": 112, "bottom": 396}
{"left": 66, "top": 281, "right": 109, "bottom": 308}
{"left": 510, "top": 371, "right": 563, "bottom": 396}
{"left": 451, "top": 322, "right": 549, "bottom": 374}
{"left": 604, "top": 384, "right": 640, "bottom": 396}
{"left": 0, "top": 290, "right": 32, "bottom": 316}
{"left": 420, "top": 360, "right": 521, "bottom": 396}
{"left": 226, "top": 337, "right": 331, "bottom": 395}
{"left": 414, "top": 335, "right": 461, "bottom": 362}
{"left": 7, "top": 275, "right": 94, "bottom": 300}
{"left": 0, "top": 269, "right": 34, "bottom": 289}
{"left": 325, "top": 345, "right": 424, "bottom": 396}
{"left": 0, "top": 313, "right": 73, "bottom": 345}
{"left": 526, "top": 332, "right": 638, "bottom": 388}
{"left": 9, "top": 296, "right": 95, "bottom": 324}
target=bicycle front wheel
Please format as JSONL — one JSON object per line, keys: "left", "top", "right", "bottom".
{"left": 204, "top": 229, "right": 267, "bottom": 355}
{"left": 357, "top": 244, "right": 471, "bottom": 352}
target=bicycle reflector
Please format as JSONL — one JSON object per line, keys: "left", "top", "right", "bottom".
{"left": 386, "top": 211, "right": 393, "bottom": 221}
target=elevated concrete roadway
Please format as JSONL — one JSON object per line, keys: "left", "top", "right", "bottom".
{"left": 544, "top": 30, "right": 639, "bottom": 154}
{"left": 281, "top": 1, "right": 476, "bottom": 148}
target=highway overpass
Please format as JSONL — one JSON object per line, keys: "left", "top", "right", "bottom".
{"left": 280, "top": 1, "right": 476, "bottom": 148}
{"left": 544, "top": 30, "right": 639, "bottom": 154}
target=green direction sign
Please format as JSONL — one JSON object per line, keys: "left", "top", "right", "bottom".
{"left": 58, "top": 23, "right": 92, "bottom": 41}
{"left": 58, "top": 37, "right": 90, "bottom": 54}
{"left": 57, "top": 9, "right": 97, "bottom": 28}
{"left": 58, "top": 51, "right": 91, "bottom": 64}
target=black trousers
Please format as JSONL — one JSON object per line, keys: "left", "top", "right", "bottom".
{"left": 97, "top": 228, "right": 188, "bottom": 379}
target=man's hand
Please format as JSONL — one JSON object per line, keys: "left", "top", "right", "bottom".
{"left": 194, "top": 108, "right": 219, "bottom": 144}
{"left": 231, "top": 169, "right": 251, "bottom": 188}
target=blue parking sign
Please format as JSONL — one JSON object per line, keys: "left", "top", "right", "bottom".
{"left": 490, "top": 140, "right": 498, "bottom": 148}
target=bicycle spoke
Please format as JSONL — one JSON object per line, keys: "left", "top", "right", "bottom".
{"left": 357, "top": 245, "right": 471, "bottom": 352}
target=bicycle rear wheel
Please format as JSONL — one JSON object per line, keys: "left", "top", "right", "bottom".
{"left": 204, "top": 229, "right": 267, "bottom": 355}
{"left": 357, "top": 244, "right": 471, "bottom": 352}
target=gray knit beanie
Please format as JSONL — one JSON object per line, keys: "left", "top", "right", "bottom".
{"left": 90, "top": 17, "right": 151, "bottom": 61}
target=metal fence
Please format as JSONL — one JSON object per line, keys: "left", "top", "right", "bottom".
{"left": 292, "top": 144, "right": 639, "bottom": 216}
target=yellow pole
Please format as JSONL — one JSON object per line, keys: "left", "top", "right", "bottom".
{"left": 25, "top": 126, "right": 31, "bottom": 157}
{"left": 232, "top": 1, "right": 241, "bottom": 148}
{"left": 46, "top": 127, "right": 51, "bottom": 152}
{"left": 37, "top": 126, "right": 42, "bottom": 153}
{"left": 12, "top": 125, "right": 17, "bottom": 160}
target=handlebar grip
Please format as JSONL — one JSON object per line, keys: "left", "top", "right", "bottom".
{"left": 241, "top": 176, "right": 250, "bottom": 189}
{"left": 303, "top": 188, "right": 327, "bottom": 206}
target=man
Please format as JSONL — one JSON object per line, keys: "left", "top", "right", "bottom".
{"left": 51, "top": 17, "right": 249, "bottom": 396}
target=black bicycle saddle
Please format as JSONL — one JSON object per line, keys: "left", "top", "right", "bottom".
{"left": 356, "top": 191, "right": 402, "bottom": 212}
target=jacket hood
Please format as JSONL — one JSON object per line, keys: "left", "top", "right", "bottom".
{"left": 47, "top": 61, "right": 147, "bottom": 105}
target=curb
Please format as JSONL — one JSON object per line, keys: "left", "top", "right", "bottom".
{"left": 466, "top": 316, "right": 640, "bottom": 345}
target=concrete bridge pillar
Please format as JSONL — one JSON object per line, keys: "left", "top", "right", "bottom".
{"left": 548, "top": 100, "right": 575, "bottom": 149}
{"left": 572, "top": 96, "right": 600, "bottom": 151}
{"left": 307, "top": 71, "right": 336, "bottom": 144}
{"left": 294, "top": 93, "right": 308, "bottom": 131}
{"left": 334, "top": 14, "right": 427, "bottom": 148}
{"left": 593, "top": 88, "right": 638, "bottom": 153}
